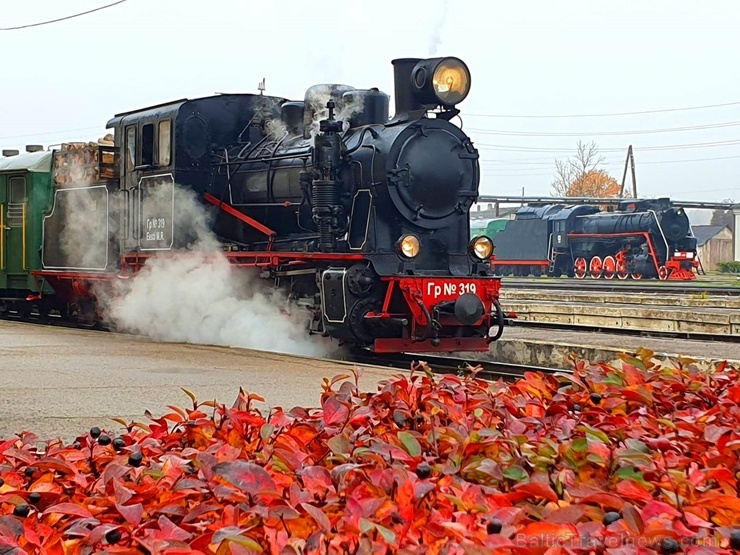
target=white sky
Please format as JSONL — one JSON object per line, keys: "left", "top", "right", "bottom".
{"left": 1, "top": 0, "right": 739, "bottom": 203}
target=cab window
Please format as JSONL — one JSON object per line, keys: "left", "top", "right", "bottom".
{"left": 142, "top": 124, "right": 154, "bottom": 166}
{"left": 125, "top": 126, "right": 136, "bottom": 171}
{"left": 158, "top": 120, "right": 171, "bottom": 166}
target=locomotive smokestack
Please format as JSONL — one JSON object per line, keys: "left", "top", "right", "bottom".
{"left": 392, "top": 58, "right": 423, "bottom": 116}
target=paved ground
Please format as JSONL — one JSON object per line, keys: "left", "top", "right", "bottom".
{"left": 0, "top": 321, "right": 397, "bottom": 442}
{"left": 500, "top": 326, "right": 740, "bottom": 361}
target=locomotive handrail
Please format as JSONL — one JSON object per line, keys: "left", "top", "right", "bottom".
{"left": 648, "top": 209, "right": 670, "bottom": 262}
{"left": 22, "top": 202, "right": 26, "bottom": 270}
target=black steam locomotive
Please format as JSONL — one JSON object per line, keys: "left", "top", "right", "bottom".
{"left": 29, "top": 56, "right": 508, "bottom": 353}
{"left": 490, "top": 198, "right": 699, "bottom": 280}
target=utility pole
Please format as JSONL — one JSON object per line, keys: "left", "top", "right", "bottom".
{"left": 258, "top": 78, "right": 265, "bottom": 95}
{"left": 619, "top": 145, "right": 637, "bottom": 198}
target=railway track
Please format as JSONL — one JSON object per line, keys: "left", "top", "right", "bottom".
{"left": 502, "top": 277, "right": 740, "bottom": 296}
{"left": 343, "top": 348, "right": 565, "bottom": 381}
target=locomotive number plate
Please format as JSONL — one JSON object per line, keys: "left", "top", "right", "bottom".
{"left": 425, "top": 280, "right": 478, "bottom": 301}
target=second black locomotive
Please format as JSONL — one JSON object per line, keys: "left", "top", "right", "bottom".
{"left": 490, "top": 198, "right": 699, "bottom": 280}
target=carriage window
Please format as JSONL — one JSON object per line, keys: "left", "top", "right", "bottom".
{"left": 9, "top": 177, "right": 25, "bottom": 203}
{"left": 158, "top": 120, "right": 171, "bottom": 166}
{"left": 125, "top": 126, "right": 136, "bottom": 171}
{"left": 142, "top": 124, "right": 154, "bottom": 166}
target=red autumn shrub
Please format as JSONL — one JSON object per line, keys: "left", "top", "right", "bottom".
{"left": 1, "top": 350, "right": 740, "bottom": 554}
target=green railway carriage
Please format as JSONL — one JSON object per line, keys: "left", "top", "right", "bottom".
{"left": 0, "top": 150, "right": 56, "bottom": 304}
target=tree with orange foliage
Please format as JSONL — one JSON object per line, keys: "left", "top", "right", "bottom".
{"left": 551, "top": 140, "right": 620, "bottom": 198}
{"left": 566, "top": 169, "right": 620, "bottom": 197}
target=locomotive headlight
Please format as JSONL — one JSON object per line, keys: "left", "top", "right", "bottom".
{"left": 470, "top": 235, "right": 494, "bottom": 260}
{"left": 411, "top": 57, "right": 471, "bottom": 107}
{"left": 398, "top": 234, "right": 421, "bottom": 258}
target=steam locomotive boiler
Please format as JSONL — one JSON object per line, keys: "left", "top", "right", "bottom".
{"left": 489, "top": 198, "right": 699, "bottom": 280}
{"left": 204, "top": 57, "right": 507, "bottom": 352}
{"left": 25, "top": 56, "right": 508, "bottom": 353}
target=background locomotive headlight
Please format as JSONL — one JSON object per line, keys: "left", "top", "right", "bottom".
{"left": 470, "top": 236, "right": 494, "bottom": 260}
{"left": 432, "top": 58, "right": 471, "bottom": 106}
{"left": 398, "top": 234, "right": 421, "bottom": 258}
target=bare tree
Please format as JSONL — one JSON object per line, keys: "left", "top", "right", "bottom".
{"left": 551, "top": 140, "right": 607, "bottom": 196}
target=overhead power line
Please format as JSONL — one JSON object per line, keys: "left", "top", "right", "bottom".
{"left": 467, "top": 100, "right": 740, "bottom": 119}
{"left": 0, "top": 0, "right": 128, "bottom": 31}
{"left": 476, "top": 138, "right": 740, "bottom": 153}
{"left": 481, "top": 154, "right": 740, "bottom": 167}
{"left": 468, "top": 120, "right": 740, "bottom": 137}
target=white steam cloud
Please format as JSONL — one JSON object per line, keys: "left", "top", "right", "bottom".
{"left": 303, "top": 85, "right": 366, "bottom": 138}
{"left": 428, "top": 0, "right": 450, "bottom": 56}
{"left": 96, "top": 184, "right": 332, "bottom": 358}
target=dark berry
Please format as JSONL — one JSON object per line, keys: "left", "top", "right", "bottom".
{"left": 590, "top": 393, "right": 602, "bottom": 405}
{"left": 24, "top": 466, "right": 37, "bottom": 478}
{"left": 660, "top": 538, "right": 681, "bottom": 554}
{"left": 730, "top": 530, "right": 740, "bottom": 550}
{"left": 393, "top": 411, "right": 408, "bottom": 428}
{"left": 97, "top": 434, "right": 111, "bottom": 446}
{"left": 572, "top": 404, "right": 581, "bottom": 412}
{"left": 13, "top": 504, "right": 30, "bottom": 518}
{"left": 90, "top": 427, "right": 101, "bottom": 439}
{"left": 0, "top": 477, "right": 4, "bottom": 487}
{"left": 415, "top": 462, "right": 431, "bottom": 479}
{"left": 28, "top": 492, "right": 41, "bottom": 505}
{"left": 105, "top": 528, "right": 122, "bottom": 544}
{"left": 72, "top": 442, "right": 81, "bottom": 450}
{"left": 603, "top": 511, "right": 621, "bottom": 525}
{"left": 113, "top": 437, "right": 126, "bottom": 451}
{"left": 486, "top": 518, "right": 503, "bottom": 534}
{"left": 128, "top": 452, "right": 143, "bottom": 467}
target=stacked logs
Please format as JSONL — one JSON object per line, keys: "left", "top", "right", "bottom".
{"left": 53, "top": 135, "right": 116, "bottom": 186}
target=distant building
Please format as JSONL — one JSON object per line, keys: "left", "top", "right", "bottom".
{"left": 692, "top": 225, "right": 733, "bottom": 271}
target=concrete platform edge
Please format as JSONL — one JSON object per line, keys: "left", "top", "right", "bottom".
{"left": 485, "top": 338, "right": 740, "bottom": 372}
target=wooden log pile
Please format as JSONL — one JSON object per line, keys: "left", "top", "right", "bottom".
{"left": 53, "top": 135, "right": 116, "bottom": 186}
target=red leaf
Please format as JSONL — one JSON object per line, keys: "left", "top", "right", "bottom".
{"left": 301, "top": 502, "right": 332, "bottom": 531}
{"left": 43, "top": 503, "right": 93, "bottom": 519}
{"left": 512, "top": 481, "right": 559, "bottom": 503}
{"left": 299, "top": 466, "right": 333, "bottom": 495}
{"left": 115, "top": 502, "right": 143, "bottom": 526}
{"left": 615, "top": 479, "right": 653, "bottom": 502}
{"left": 213, "top": 461, "right": 278, "bottom": 496}
{"left": 580, "top": 493, "right": 626, "bottom": 510}
{"left": 321, "top": 396, "right": 349, "bottom": 426}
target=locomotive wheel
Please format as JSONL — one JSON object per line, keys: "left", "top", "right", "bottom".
{"left": 616, "top": 259, "right": 629, "bottom": 280}
{"left": 589, "top": 256, "right": 603, "bottom": 279}
{"left": 631, "top": 272, "right": 643, "bottom": 280}
{"left": 602, "top": 256, "right": 616, "bottom": 280}
{"left": 657, "top": 266, "right": 669, "bottom": 280}
{"left": 574, "top": 257, "right": 587, "bottom": 279}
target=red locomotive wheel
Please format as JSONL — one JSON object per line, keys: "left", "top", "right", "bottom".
{"left": 589, "top": 256, "right": 603, "bottom": 279}
{"left": 658, "top": 265, "right": 669, "bottom": 280}
{"left": 616, "top": 259, "right": 629, "bottom": 280}
{"left": 574, "top": 257, "right": 587, "bottom": 279}
{"left": 602, "top": 256, "right": 616, "bottom": 280}
{"left": 631, "top": 272, "right": 642, "bottom": 280}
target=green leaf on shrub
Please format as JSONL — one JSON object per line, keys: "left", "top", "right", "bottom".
{"left": 398, "top": 432, "right": 422, "bottom": 458}
{"left": 503, "top": 465, "right": 529, "bottom": 482}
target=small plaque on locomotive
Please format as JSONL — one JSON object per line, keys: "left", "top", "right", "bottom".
{"left": 139, "top": 174, "right": 175, "bottom": 251}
